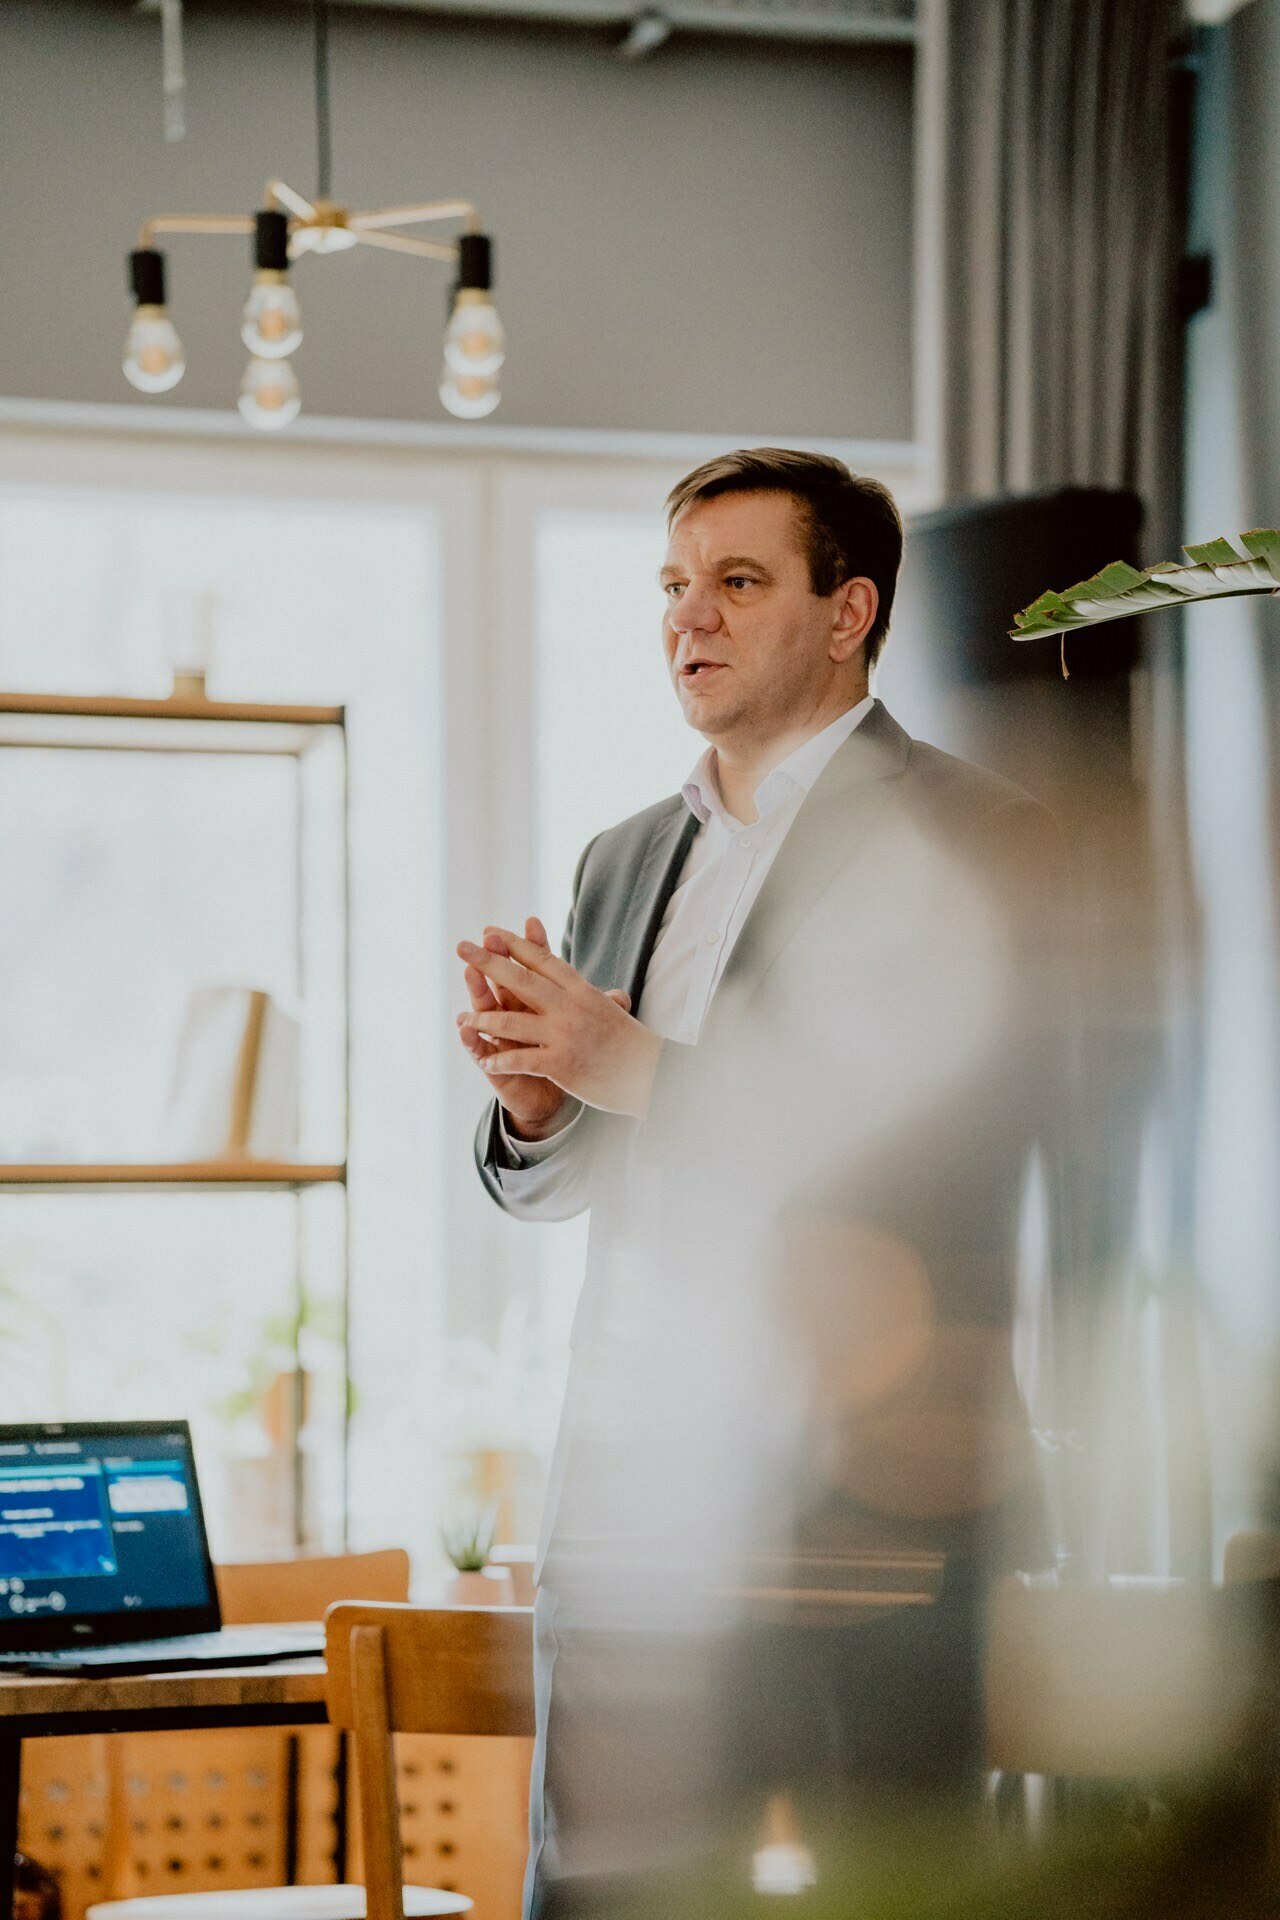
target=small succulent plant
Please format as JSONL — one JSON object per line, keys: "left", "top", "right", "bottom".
{"left": 441, "top": 1497, "right": 499, "bottom": 1573}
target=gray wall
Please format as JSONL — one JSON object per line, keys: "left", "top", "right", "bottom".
{"left": 0, "top": 0, "right": 915, "bottom": 437}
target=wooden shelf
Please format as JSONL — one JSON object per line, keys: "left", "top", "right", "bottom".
{"left": 0, "top": 693, "right": 344, "bottom": 725}
{"left": 0, "top": 1161, "right": 346, "bottom": 1189}
{"left": 0, "top": 693, "right": 345, "bottom": 758}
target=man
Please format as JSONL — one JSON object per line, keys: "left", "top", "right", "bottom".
{"left": 457, "top": 449, "right": 1062, "bottom": 1915}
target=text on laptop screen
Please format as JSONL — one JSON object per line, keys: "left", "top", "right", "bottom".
{"left": 0, "top": 1430, "right": 212, "bottom": 1627}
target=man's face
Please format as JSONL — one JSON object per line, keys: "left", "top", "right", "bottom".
{"left": 660, "top": 490, "right": 853, "bottom": 746}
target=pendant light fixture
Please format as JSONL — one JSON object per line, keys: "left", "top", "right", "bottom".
{"left": 122, "top": 0, "right": 504, "bottom": 427}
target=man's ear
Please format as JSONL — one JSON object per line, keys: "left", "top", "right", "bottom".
{"left": 830, "top": 576, "right": 878, "bottom": 664}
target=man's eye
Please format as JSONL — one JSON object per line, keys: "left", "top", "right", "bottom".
{"left": 726, "top": 576, "right": 756, "bottom": 590}
{"left": 663, "top": 582, "right": 685, "bottom": 598}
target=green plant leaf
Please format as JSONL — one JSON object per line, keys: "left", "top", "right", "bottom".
{"left": 1059, "top": 558, "right": 1151, "bottom": 605}
{"left": 1011, "top": 590, "right": 1088, "bottom": 635}
{"left": 1183, "top": 536, "right": 1240, "bottom": 566}
{"left": 1010, "top": 528, "right": 1280, "bottom": 641}
{"left": 441, "top": 1496, "right": 500, "bottom": 1571}
{"left": 1241, "top": 527, "right": 1280, "bottom": 584}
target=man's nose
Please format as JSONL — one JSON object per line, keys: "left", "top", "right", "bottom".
{"left": 669, "top": 581, "right": 721, "bottom": 635}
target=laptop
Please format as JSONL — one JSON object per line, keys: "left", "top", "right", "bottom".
{"left": 0, "top": 1420, "right": 324, "bottom": 1675}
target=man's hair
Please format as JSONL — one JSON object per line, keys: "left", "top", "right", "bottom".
{"left": 664, "top": 447, "right": 904, "bottom": 669}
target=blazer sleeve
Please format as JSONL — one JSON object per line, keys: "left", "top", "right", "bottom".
{"left": 473, "top": 835, "right": 602, "bottom": 1222}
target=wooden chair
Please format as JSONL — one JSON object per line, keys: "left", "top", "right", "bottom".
{"left": 324, "top": 1604, "right": 535, "bottom": 1920}
{"left": 85, "top": 1604, "right": 536, "bottom": 1920}
{"left": 79, "top": 1553, "right": 417, "bottom": 1920}
{"left": 22, "top": 1552, "right": 412, "bottom": 1920}
{"left": 214, "top": 1555, "right": 411, "bottom": 1629}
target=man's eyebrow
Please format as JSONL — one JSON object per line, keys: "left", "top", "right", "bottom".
{"left": 656, "top": 555, "right": 773, "bottom": 583}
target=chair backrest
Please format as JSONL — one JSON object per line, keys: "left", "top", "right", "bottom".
{"left": 324, "top": 1603, "right": 534, "bottom": 1920}
{"left": 216, "top": 1548, "right": 411, "bottom": 1622}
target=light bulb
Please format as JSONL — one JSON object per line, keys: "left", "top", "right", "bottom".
{"left": 443, "top": 291, "right": 505, "bottom": 378}
{"left": 239, "top": 355, "right": 301, "bottom": 431}
{"left": 123, "top": 306, "right": 185, "bottom": 393}
{"left": 241, "top": 270, "right": 302, "bottom": 358}
{"left": 439, "top": 366, "right": 500, "bottom": 420}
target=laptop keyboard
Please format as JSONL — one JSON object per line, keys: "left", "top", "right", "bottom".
{"left": 0, "top": 1628, "right": 323, "bottom": 1674}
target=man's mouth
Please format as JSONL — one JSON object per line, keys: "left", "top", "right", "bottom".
{"left": 679, "top": 660, "right": 726, "bottom": 681}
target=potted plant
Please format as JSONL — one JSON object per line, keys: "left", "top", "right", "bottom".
{"left": 441, "top": 1498, "right": 513, "bottom": 1605}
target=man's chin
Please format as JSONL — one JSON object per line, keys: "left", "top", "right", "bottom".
{"left": 677, "top": 687, "right": 743, "bottom": 737}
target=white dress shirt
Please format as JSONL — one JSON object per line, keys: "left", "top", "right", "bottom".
{"left": 499, "top": 696, "right": 874, "bottom": 1164}
{"left": 637, "top": 695, "right": 874, "bottom": 1043}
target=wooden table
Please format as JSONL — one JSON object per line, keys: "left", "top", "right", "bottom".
{"left": 0, "top": 1660, "right": 328, "bottom": 1920}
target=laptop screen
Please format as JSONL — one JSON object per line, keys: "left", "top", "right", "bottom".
{"left": 0, "top": 1421, "right": 220, "bottom": 1650}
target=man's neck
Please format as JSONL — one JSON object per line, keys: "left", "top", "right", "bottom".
{"left": 709, "top": 693, "right": 869, "bottom": 824}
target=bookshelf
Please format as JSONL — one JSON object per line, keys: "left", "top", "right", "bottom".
{"left": 0, "top": 688, "right": 350, "bottom": 1546}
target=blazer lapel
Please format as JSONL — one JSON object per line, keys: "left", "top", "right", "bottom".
{"left": 615, "top": 802, "right": 702, "bottom": 1009}
{"left": 703, "top": 701, "right": 911, "bottom": 1043}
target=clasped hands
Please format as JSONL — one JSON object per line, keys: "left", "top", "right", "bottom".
{"left": 456, "top": 917, "right": 662, "bottom": 1134}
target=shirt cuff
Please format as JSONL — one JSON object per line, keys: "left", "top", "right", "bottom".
{"left": 496, "top": 1099, "right": 585, "bottom": 1166}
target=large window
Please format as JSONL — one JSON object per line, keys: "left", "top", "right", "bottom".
{"left": 0, "top": 465, "right": 442, "bottom": 1566}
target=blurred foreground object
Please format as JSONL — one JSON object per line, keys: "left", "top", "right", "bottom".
{"left": 588, "top": 1573, "right": 1280, "bottom": 1919}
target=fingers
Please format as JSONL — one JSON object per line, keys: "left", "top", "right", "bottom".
{"left": 457, "top": 940, "right": 557, "bottom": 1009}
{"left": 481, "top": 927, "right": 579, "bottom": 992}
{"left": 456, "top": 921, "right": 547, "bottom": 1046}
{"left": 605, "top": 989, "right": 632, "bottom": 1011}
{"left": 464, "top": 962, "right": 501, "bottom": 1015}
{"left": 456, "top": 1012, "right": 499, "bottom": 1061}
{"left": 461, "top": 1009, "right": 543, "bottom": 1045}
{"left": 479, "top": 1048, "right": 550, "bottom": 1077}
{"left": 482, "top": 931, "right": 527, "bottom": 1014}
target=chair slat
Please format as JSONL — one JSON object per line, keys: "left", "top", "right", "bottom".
{"left": 350, "top": 1630, "right": 405, "bottom": 1920}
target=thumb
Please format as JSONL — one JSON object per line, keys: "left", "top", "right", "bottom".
{"left": 605, "top": 988, "right": 632, "bottom": 1012}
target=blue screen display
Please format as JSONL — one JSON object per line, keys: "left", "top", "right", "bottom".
{"left": 0, "top": 1430, "right": 212, "bottom": 1630}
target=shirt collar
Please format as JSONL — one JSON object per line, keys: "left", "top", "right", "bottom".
{"left": 682, "top": 695, "right": 875, "bottom": 829}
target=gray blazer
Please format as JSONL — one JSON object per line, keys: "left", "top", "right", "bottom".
{"left": 474, "top": 700, "right": 1065, "bottom": 1578}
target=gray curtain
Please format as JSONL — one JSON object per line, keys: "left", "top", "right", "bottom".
{"left": 940, "top": 0, "right": 1183, "bottom": 553}
{"left": 937, "top": 0, "right": 1198, "bottom": 1579}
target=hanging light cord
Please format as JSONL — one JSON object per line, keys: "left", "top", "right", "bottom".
{"left": 312, "top": 0, "right": 332, "bottom": 203}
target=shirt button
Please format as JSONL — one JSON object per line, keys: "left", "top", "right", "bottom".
{"left": 705, "top": 929, "right": 721, "bottom": 946}
{"left": 738, "top": 834, "right": 753, "bottom": 849}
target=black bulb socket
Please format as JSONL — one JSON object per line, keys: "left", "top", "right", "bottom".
{"left": 255, "top": 210, "right": 291, "bottom": 273}
{"left": 129, "top": 248, "right": 167, "bottom": 308}
{"left": 457, "top": 233, "right": 493, "bottom": 293}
